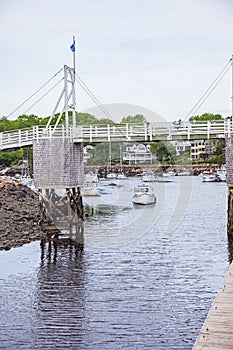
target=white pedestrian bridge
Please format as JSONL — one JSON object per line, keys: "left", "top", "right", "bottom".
{"left": 0, "top": 120, "right": 232, "bottom": 151}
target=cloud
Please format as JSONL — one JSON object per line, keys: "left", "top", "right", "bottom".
{"left": 0, "top": 0, "right": 233, "bottom": 120}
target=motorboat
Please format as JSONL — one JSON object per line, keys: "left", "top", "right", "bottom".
{"left": 142, "top": 171, "right": 155, "bottom": 182}
{"left": 202, "top": 171, "right": 216, "bottom": 182}
{"left": 82, "top": 174, "right": 100, "bottom": 196}
{"left": 216, "top": 167, "right": 226, "bottom": 182}
{"left": 132, "top": 184, "right": 156, "bottom": 205}
{"left": 157, "top": 173, "right": 174, "bottom": 182}
{"left": 117, "top": 173, "right": 127, "bottom": 179}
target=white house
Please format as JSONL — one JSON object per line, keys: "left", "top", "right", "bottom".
{"left": 171, "top": 140, "right": 191, "bottom": 156}
{"left": 123, "top": 143, "right": 156, "bottom": 164}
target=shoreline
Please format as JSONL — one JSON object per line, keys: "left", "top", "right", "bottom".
{"left": 0, "top": 177, "right": 43, "bottom": 251}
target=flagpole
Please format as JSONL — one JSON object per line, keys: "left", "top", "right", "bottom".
{"left": 71, "top": 35, "right": 76, "bottom": 128}
{"left": 72, "top": 35, "right": 76, "bottom": 75}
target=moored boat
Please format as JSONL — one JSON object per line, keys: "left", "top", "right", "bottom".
{"left": 202, "top": 171, "right": 216, "bottom": 182}
{"left": 82, "top": 174, "right": 100, "bottom": 196}
{"left": 177, "top": 168, "right": 190, "bottom": 176}
{"left": 132, "top": 183, "right": 156, "bottom": 205}
{"left": 157, "top": 173, "right": 174, "bottom": 182}
{"left": 117, "top": 173, "right": 127, "bottom": 179}
{"left": 106, "top": 172, "right": 117, "bottom": 179}
{"left": 216, "top": 167, "right": 226, "bottom": 182}
{"left": 142, "top": 171, "right": 155, "bottom": 182}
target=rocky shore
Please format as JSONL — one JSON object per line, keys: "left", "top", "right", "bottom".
{"left": 0, "top": 177, "right": 43, "bottom": 251}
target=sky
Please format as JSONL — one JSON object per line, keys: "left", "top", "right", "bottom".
{"left": 1, "top": 0, "right": 233, "bottom": 123}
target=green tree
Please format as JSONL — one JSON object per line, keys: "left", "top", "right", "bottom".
{"left": 150, "top": 141, "right": 175, "bottom": 163}
{"left": 76, "top": 113, "right": 99, "bottom": 125}
{"left": 120, "top": 114, "right": 145, "bottom": 124}
{"left": 189, "top": 113, "right": 223, "bottom": 123}
{"left": 0, "top": 148, "right": 24, "bottom": 168}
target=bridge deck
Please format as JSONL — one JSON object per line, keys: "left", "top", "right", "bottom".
{"left": 0, "top": 120, "right": 232, "bottom": 151}
{"left": 192, "top": 262, "right": 233, "bottom": 350}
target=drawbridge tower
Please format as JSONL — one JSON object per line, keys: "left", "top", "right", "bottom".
{"left": 33, "top": 45, "right": 84, "bottom": 248}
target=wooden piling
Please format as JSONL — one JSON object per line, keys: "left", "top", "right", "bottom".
{"left": 228, "top": 188, "right": 233, "bottom": 237}
{"left": 39, "top": 187, "right": 84, "bottom": 248}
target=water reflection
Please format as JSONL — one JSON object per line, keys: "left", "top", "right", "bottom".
{"left": 34, "top": 241, "right": 86, "bottom": 349}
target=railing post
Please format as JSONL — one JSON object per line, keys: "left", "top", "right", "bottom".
{"left": 90, "top": 125, "right": 93, "bottom": 142}
{"left": 69, "top": 125, "right": 73, "bottom": 141}
{"left": 107, "top": 124, "right": 111, "bottom": 142}
{"left": 188, "top": 123, "right": 191, "bottom": 140}
{"left": 144, "top": 122, "right": 148, "bottom": 141}
{"left": 62, "top": 124, "right": 65, "bottom": 143}
{"left": 33, "top": 126, "right": 39, "bottom": 143}
{"left": 227, "top": 118, "right": 231, "bottom": 138}
{"left": 126, "top": 124, "right": 129, "bottom": 140}
{"left": 18, "top": 129, "right": 21, "bottom": 147}
{"left": 207, "top": 121, "right": 211, "bottom": 139}
{"left": 149, "top": 123, "right": 153, "bottom": 141}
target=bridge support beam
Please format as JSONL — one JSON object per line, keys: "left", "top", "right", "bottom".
{"left": 225, "top": 136, "right": 233, "bottom": 236}
{"left": 38, "top": 187, "right": 84, "bottom": 249}
{"left": 33, "top": 138, "right": 84, "bottom": 247}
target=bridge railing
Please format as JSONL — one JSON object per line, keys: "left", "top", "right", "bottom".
{"left": 73, "top": 123, "right": 147, "bottom": 142}
{"left": 150, "top": 120, "right": 232, "bottom": 140}
{"left": 0, "top": 127, "right": 35, "bottom": 150}
{"left": 0, "top": 120, "right": 233, "bottom": 150}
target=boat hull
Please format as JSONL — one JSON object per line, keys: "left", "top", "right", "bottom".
{"left": 132, "top": 195, "right": 156, "bottom": 205}
{"left": 82, "top": 188, "right": 100, "bottom": 196}
{"left": 202, "top": 175, "right": 216, "bottom": 182}
{"left": 132, "top": 184, "right": 156, "bottom": 205}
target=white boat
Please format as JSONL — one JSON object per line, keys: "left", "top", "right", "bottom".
{"left": 167, "top": 170, "right": 177, "bottom": 176}
{"left": 117, "top": 173, "right": 127, "bottom": 179}
{"left": 142, "top": 171, "right": 155, "bottom": 182}
{"left": 132, "top": 184, "right": 156, "bottom": 205}
{"left": 202, "top": 171, "right": 216, "bottom": 182}
{"left": 177, "top": 168, "right": 190, "bottom": 176}
{"left": 106, "top": 172, "right": 117, "bottom": 179}
{"left": 157, "top": 173, "right": 174, "bottom": 182}
{"left": 216, "top": 167, "right": 226, "bottom": 182}
{"left": 82, "top": 174, "right": 100, "bottom": 196}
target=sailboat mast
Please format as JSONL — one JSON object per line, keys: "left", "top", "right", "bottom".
{"left": 108, "top": 141, "right": 112, "bottom": 173}
{"left": 120, "top": 143, "right": 122, "bottom": 173}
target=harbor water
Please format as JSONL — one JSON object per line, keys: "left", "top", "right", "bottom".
{"left": 0, "top": 176, "right": 229, "bottom": 349}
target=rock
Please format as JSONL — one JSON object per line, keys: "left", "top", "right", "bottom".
{"left": 0, "top": 180, "right": 44, "bottom": 251}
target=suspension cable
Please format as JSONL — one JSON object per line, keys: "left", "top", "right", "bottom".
{"left": 183, "top": 58, "right": 232, "bottom": 121}
{"left": 7, "top": 68, "right": 63, "bottom": 118}
{"left": 21, "top": 78, "right": 64, "bottom": 115}
{"left": 75, "top": 72, "right": 127, "bottom": 137}
{"left": 75, "top": 73, "right": 114, "bottom": 120}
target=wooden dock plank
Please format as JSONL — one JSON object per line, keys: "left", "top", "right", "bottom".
{"left": 192, "top": 263, "right": 233, "bottom": 350}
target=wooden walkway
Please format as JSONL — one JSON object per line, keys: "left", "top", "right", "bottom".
{"left": 192, "top": 262, "right": 233, "bottom": 349}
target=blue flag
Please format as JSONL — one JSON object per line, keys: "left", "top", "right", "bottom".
{"left": 70, "top": 39, "right": 75, "bottom": 52}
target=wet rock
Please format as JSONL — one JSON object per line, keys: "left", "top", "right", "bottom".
{"left": 0, "top": 177, "right": 44, "bottom": 251}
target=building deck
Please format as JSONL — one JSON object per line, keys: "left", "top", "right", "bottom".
{"left": 192, "top": 262, "right": 233, "bottom": 350}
